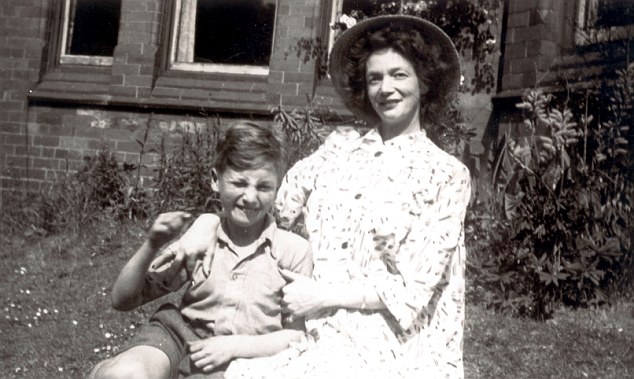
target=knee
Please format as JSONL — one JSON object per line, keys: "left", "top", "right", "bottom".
{"left": 89, "top": 357, "right": 162, "bottom": 379}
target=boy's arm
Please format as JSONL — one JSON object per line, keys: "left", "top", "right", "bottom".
{"left": 111, "top": 212, "right": 191, "bottom": 311}
{"left": 189, "top": 329, "right": 304, "bottom": 373}
{"left": 111, "top": 240, "right": 164, "bottom": 311}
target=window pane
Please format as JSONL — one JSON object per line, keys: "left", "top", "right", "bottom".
{"left": 66, "top": 0, "right": 121, "bottom": 56}
{"left": 596, "top": 0, "right": 634, "bottom": 27}
{"left": 194, "top": 0, "right": 276, "bottom": 66}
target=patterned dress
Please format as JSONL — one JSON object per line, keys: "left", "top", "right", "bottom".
{"left": 225, "top": 127, "right": 471, "bottom": 379}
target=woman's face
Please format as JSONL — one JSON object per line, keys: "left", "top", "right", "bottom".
{"left": 365, "top": 48, "right": 425, "bottom": 136}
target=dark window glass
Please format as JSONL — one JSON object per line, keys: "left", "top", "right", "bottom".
{"left": 596, "top": 0, "right": 634, "bottom": 27}
{"left": 67, "top": 0, "right": 121, "bottom": 56}
{"left": 194, "top": 0, "right": 276, "bottom": 66}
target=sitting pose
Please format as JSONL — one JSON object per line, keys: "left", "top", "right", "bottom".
{"left": 89, "top": 122, "right": 312, "bottom": 379}
{"left": 225, "top": 15, "right": 472, "bottom": 378}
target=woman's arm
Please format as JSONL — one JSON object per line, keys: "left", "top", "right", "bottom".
{"left": 188, "top": 329, "right": 305, "bottom": 373}
{"left": 111, "top": 212, "right": 191, "bottom": 311}
{"left": 279, "top": 269, "right": 385, "bottom": 317}
{"left": 280, "top": 163, "right": 471, "bottom": 329}
{"left": 370, "top": 164, "right": 472, "bottom": 330}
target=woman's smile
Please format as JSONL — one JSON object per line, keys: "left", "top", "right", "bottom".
{"left": 365, "top": 48, "right": 424, "bottom": 140}
{"left": 376, "top": 98, "right": 401, "bottom": 109}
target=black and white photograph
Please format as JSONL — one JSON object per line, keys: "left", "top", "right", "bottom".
{"left": 0, "top": 1, "right": 632, "bottom": 378}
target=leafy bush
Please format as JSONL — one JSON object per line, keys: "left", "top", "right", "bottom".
{"left": 151, "top": 119, "right": 220, "bottom": 215}
{"left": 76, "top": 151, "right": 149, "bottom": 221}
{"left": 470, "top": 63, "right": 633, "bottom": 319}
{"left": 1, "top": 149, "right": 147, "bottom": 236}
{"left": 271, "top": 102, "right": 326, "bottom": 169}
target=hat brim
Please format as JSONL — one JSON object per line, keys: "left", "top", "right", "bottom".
{"left": 329, "top": 15, "right": 461, "bottom": 124}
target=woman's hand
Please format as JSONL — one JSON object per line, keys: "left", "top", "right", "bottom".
{"left": 147, "top": 211, "right": 191, "bottom": 249}
{"left": 279, "top": 269, "right": 327, "bottom": 318}
{"left": 189, "top": 335, "right": 239, "bottom": 373}
{"left": 177, "top": 213, "right": 220, "bottom": 276}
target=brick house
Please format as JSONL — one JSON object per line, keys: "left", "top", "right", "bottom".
{"left": 492, "top": 0, "right": 632, "bottom": 147}
{"left": 1, "top": 0, "right": 348, "bottom": 193}
{"left": 0, "top": 0, "right": 630, "bottom": 195}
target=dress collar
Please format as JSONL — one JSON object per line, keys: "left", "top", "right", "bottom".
{"left": 361, "top": 127, "right": 428, "bottom": 148}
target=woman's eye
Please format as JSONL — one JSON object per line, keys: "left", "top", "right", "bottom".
{"left": 394, "top": 72, "right": 408, "bottom": 79}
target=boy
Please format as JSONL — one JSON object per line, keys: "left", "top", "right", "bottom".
{"left": 90, "top": 122, "right": 313, "bottom": 379}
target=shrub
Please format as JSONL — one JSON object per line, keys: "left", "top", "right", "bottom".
{"left": 271, "top": 102, "right": 327, "bottom": 170}
{"left": 471, "top": 63, "right": 633, "bottom": 319}
{"left": 1, "top": 149, "right": 147, "bottom": 236}
{"left": 76, "top": 150, "right": 149, "bottom": 221}
{"left": 151, "top": 119, "right": 221, "bottom": 215}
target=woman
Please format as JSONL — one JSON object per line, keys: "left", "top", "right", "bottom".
{"left": 226, "top": 15, "right": 471, "bottom": 378}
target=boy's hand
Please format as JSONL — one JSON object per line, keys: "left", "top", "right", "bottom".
{"left": 189, "top": 335, "right": 239, "bottom": 373}
{"left": 147, "top": 211, "right": 192, "bottom": 249}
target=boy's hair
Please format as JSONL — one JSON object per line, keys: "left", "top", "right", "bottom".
{"left": 214, "top": 121, "right": 287, "bottom": 176}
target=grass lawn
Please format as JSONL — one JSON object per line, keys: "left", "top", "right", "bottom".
{"left": 1, "top": 218, "right": 632, "bottom": 378}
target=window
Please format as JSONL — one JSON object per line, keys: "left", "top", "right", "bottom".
{"left": 170, "top": 0, "right": 277, "bottom": 75}
{"left": 576, "top": 0, "right": 634, "bottom": 45}
{"left": 595, "top": 0, "right": 634, "bottom": 27}
{"left": 59, "top": 0, "right": 121, "bottom": 65}
{"left": 327, "top": 0, "right": 393, "bottom": 53}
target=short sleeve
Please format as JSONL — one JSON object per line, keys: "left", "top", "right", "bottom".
{"left": 274, "top": 230, "right": 314, "bottom": 278}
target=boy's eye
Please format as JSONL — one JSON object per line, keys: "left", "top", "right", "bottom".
{"left": 257, "top": 184, "right": 275, "bottom": 191}
{"left": 231, "top": 181, "right": 248, "bottom": 187}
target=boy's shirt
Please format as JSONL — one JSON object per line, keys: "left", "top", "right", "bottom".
{"left": 143, "top": 214, "right": 313, "bottom": 337}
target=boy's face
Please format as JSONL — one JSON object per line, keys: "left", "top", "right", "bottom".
{"left": 211, "top": 164, "right": 280, "bottom": 231}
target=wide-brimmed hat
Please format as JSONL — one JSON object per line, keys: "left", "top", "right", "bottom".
{"left": 329, "top": 15, "right": 460, "bottom": 123}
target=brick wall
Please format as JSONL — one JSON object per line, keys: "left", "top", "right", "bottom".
{"left": 494, "top": 0, "right": 631, "bottom": 139}
{"left": 498, "top": 0, "right": 566, "bottom": 95}
{"left": 0, "top": 0, "right": 49, "bottom": 191}
{"left": 1, "top": 0, "right": 341, "bottom": 195}
{"left": 1, "top": 104, "right": 266, "bottom": 192}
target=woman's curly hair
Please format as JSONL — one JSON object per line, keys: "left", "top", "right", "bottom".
{"left": 341, "top": 24, "right": 455, "bottom": 136}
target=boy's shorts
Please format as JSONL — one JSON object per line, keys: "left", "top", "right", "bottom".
{"left": 121, "top": 303, "right": 228, "bottom": 378}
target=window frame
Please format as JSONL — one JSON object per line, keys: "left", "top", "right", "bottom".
{"left": 575, "top": 0, "right": 634, "bottom": 45}
{"left": 168, "top": 0, "right": 278, "bottom": 76}
{"left": 57, "top": 0, "right": 120, "bottom": 66}
{"left": 326, "top": 0, "right": 343, "bottom": 55}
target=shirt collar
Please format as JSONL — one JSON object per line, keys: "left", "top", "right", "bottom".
{"left": 217, "top": 214, "right": 277, "bottom": 254}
